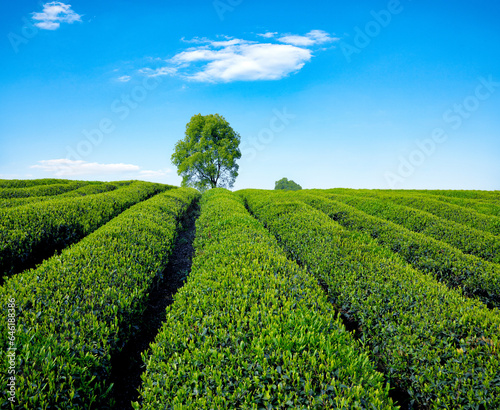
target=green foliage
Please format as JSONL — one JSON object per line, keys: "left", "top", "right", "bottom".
{"left": 171, "top": 114, "right": 241, "bottom": 191}
{"left": 0, "top": 181, "right": 91, "bottom": 199}
{"left": 0, "top": 181, "right": 171, "bottom": 278}
{"left": 382, "top": 194, "right": 500, "bottom": 235}
{"left": 0, "top": 178, "right": 72, "bottom": 188}
{"left": 275, "top": 177, "right": 302, "bottom": 191}
{"left": 295, "top": 191, "right": 500, "bottom": 309}
{"left": 327, "top": 188, "right": 500, "bottom": 201}
{"left": 0, "top": 188, "right": 200, "bottom": 408}
{"left": 330, "top": 190, "right": 500, "bottom": 236}
{"left": 326, "top": 193, "right": 500, "bottom": 264}
{"left": 240, "top": 189, "right": 500, "bottom": 409}
{"left": 0, "top": 181, "right": 137, "bottom": 209}
{"left": 3, "top": 182, "right": 499, "bottom": 408}
{"left": 420, "top": 194, "right": 500, "bottom": 218}
{"left": 406, "top": 189, "right": 500, "bottom": 201}
{"left": 57, "top": 181, "right": 131, "bottom": 196}
{"left": 135, "top": 189, "right": 395, "bottom": 409}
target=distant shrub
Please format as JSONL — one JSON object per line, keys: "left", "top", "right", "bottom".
{"left": 274, "top": 177, "right": 302, "bottom": 191}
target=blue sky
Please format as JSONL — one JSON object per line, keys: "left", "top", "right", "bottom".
{"left": 1, "top": 0, "right": 499, "bottom": 190}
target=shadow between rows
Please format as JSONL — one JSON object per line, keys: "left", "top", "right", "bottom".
{"left": 107, "top": 200, "right": 200, "bottom": 409}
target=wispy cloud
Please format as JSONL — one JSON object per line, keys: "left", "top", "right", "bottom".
{"left": 140, "top": 31, "right": 336, "bottom": 83}
{"left": 183, "top": 43, "right": 310, "bottom": 82}
{"left": 138, "top": 67, "right": 178, "bottom": 77}
{"left": 117, "top": 75, "right": 131, "bottom": 82}
{"left": 180, "top": 37, "right": 211, "bottom": 44}
{"left": 277, "top": 30, "right": 339, "bottom": 47}
{"left": 31, "top": 159, "right": 171, "bottom": 179}
{"left": 0, "top": 173, "right": 23, "bottom": 179}
{"left": 32, "top": 2, "right": 82, "bottom": 31}
{"left": 139, "top": 169, "right": 172, "bottom": 177}
{"left": 257, "top": 32, "right": 278, "bottom": 39}
{"left": 31, "top": 159, "right": 139, "bottom": 177}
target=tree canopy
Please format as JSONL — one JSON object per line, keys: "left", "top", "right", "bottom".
{"left": 275, "top": 178, "right": 302, "bottom": 191}
{"left": 171, "top": 114, "right": 241, "bottom": 191}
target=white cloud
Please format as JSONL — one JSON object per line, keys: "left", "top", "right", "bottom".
{"left": 32, "top": 2, "right": 82, "bottom": 31}
{"left": 117, "top": 75, "right": 131, "bottom": 82}
{"left": 140, "top": 30, "right": 337, "bottom": 83}
{"left": 192, "top": 43, "right": 311, "bottom": 82}
{"left": 210, "top": 38, "right": 251, "bottom": 48}
{"left": 139, "top": 67, "right": 178, "bottom": 77}
{"left": 258, "top": 32, "right": 278, "bottom": 39}
{"left": 139, "top": 169, "right": 172, "bottom": 177}
{"left": 278, "top": 30, "right": 339, "bottom": 47}
{"left": 171, "top": 48, "right": 218, "bottom": 64}
{"left": 152, "top": 39, "right": 310, "bottom": 83}
{"left": 31, "top": 159, "right": 139, "bottom": 177}
{"left": 31, "top": 160, "right": 173, "bottom": 180}
{"left": 0, "top": 174, "right": 22, "bottom": 179}
{"left": 180, "top": 36, "right": 209, "bottom": 44}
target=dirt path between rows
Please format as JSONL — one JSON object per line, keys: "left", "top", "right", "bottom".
{"left": 108, "top": 200, "right": 199, "bottom": 409}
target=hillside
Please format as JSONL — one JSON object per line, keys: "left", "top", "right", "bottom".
{"left": 1, "top": 179, "right": 499, "bottom": 409}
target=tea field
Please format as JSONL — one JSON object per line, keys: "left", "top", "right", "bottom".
{"left": 1, "top": 179, "right": 499, "bottom": 409}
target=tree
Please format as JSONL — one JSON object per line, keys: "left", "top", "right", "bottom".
{"left": 171, "top": 114, "right": 241, "bottom": 191}
{"left": 275, "top": 178, "right": 302, "bottom": 191}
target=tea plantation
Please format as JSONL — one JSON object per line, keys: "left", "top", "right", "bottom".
{"left": 1, "top": 179, "right": 499, "bottom": 409}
